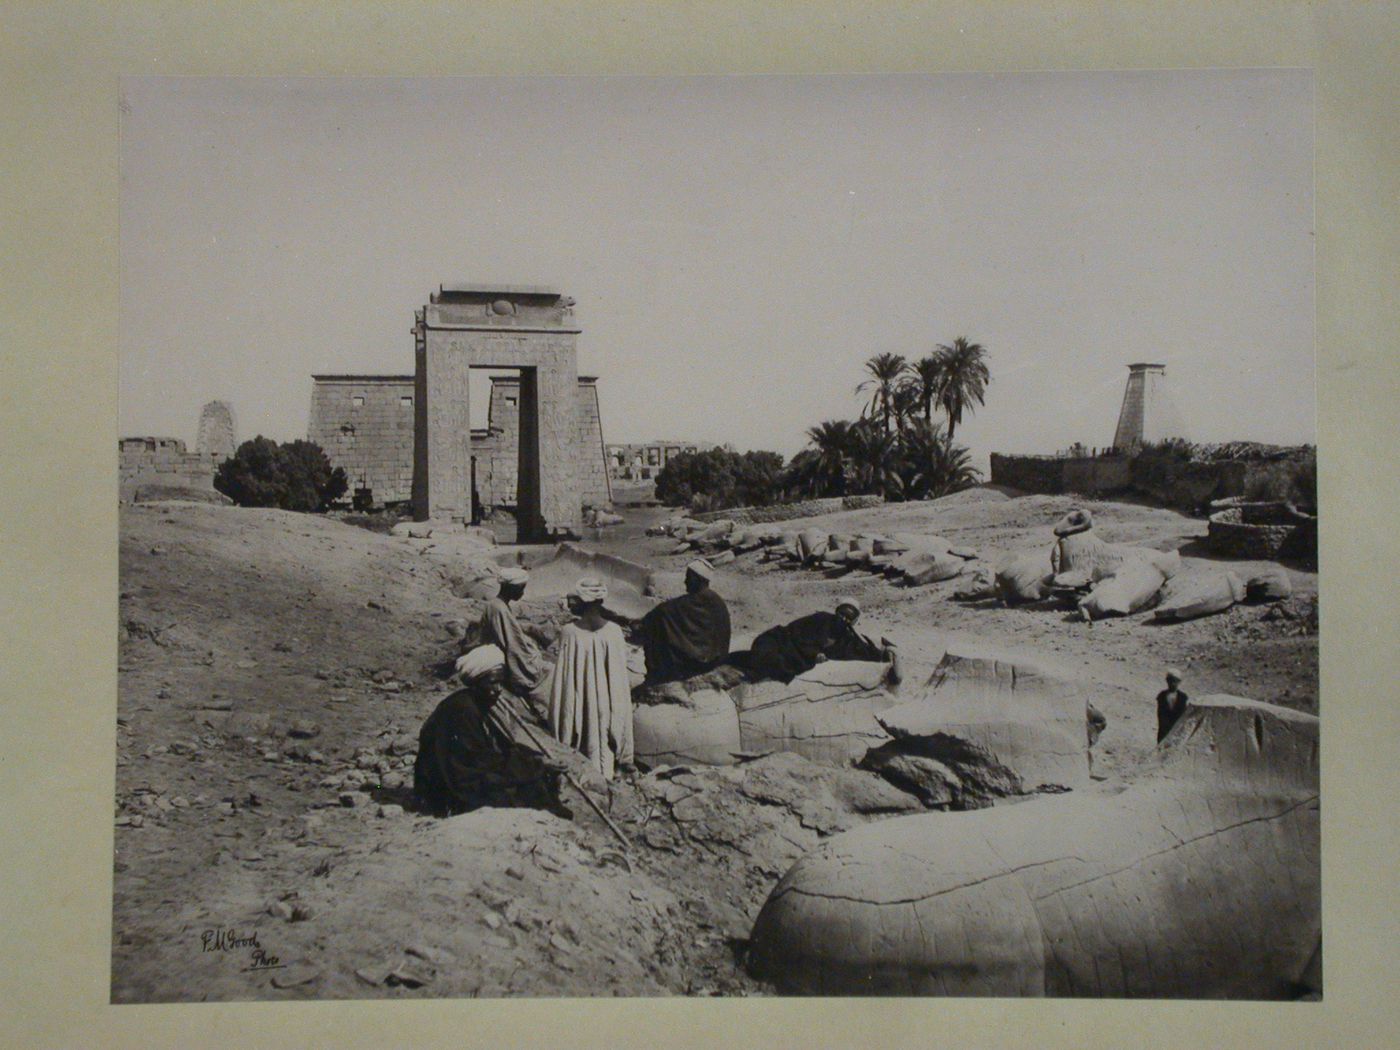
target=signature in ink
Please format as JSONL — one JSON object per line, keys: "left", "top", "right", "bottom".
{"left": 200, "top": 927, "right": 284, "bottom": 972}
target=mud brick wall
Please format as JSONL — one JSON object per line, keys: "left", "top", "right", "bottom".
{"left": 693, "top": 494, "right": 884, "bottom": 525}
{"left": 118, "top": 437, "right": 222, "bottom": 501}
{"left": 989, "top": 454, "right": 1070, "bottom": 494}
{"left": 308, "top": 376, "right": 416, "bottom": 504}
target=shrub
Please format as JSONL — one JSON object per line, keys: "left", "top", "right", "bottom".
{"left": 654, "top": 447, "right": 786, "bottom": 512}
{"left": 215, "top": 436, "right": 348, "bottom": 512}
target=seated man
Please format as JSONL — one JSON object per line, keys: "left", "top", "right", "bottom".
{"left": 746, "top": 599, "right": 900, "bottom": 684}
{"left": 457, "top": 566, "right": 553, "bottom": 717}
{"left": 414, "top": 646, "right": 574, "bottom": 818}
{"left": 635, "top": 558, "right": 732, "bottom": 684}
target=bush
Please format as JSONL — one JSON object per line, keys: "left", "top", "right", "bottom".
{"left": 1244, "top": 453, "right": 1317, "bottom": 510}
{"left": 654, "top": 447, "right": 786, "bottom": 512}
{"left": 215, "top": 436, "right": 348, "bottom": 512}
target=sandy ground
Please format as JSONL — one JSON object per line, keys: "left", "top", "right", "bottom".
{"left": 112, "top": 489, "right": 1316, "bottom": 1001}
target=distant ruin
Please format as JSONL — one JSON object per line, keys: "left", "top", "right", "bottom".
{"left": 195, "top": 400, "right": 238, "bottom": 458}
{"left": 1112, "top": 362, "right": 1187, "bottom": 450}
{"left": 607, "top": 440, "right": 716, "bottom": 481}
{"left": 309, "top": 285, "right": 609, "bottom": 538}
{"left": 118, "top": 437, "right": 223, "bottom": 502}
{"left": 309, "top": 370, "right": 610, "bottom": 516}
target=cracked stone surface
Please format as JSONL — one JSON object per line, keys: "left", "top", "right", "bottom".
{"left": 868, "top": 653, "right": 1096, "bottom": 805}
{"left": 747, "top": 696, "right": 1320, "bottom": 998}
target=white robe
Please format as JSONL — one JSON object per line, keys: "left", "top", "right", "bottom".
{"left": 546, "top": 620, "right": 634, "bottom": 780}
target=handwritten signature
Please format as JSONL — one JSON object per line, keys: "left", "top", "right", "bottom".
{"left": 200, "top": 927, "right": 284, "bottom": 972}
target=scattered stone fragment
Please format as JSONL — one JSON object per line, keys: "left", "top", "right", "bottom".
{"left": 376, "top": 804, "right": 405, "bottom": 818}
{"left": 482, "top": 912, "right": 503, "bottom": 930}
{"left": 385, "top": 963, "right": 435, "bottom": 988}
{"left": 267, "top": 900, "right": 295, "bottom": 921}
{"left": 287, "top": 720, "right": 321, "bottom": 739}
{"left": 505, "top": 865, "right": 525, "bottom": 880}
{"left": 338, "top": 791, "right": 369, "bottom": 808}
{"left": 271, "top": 965, "right": 320, "bottom": 989}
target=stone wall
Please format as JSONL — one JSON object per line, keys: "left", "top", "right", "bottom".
{"left": 990, "top": 454, "right": 1084, "bottom": 495}
{"left": 693, "top": 494, "right": 884, "bottom": 525}
{"left": 308, "top": 375, "right": 416, "bottom": 504}
{"left": 991, "top": 451, "right": 1247, "bottom": 511}
{"left": 119, "top": 437, "right": 222, "bottom": 502}
{"left": 1207, "top": 502, "right": 1317, "bottom": 561}
{"left": 575, "top": 378, "right": 612, "bottom": 509}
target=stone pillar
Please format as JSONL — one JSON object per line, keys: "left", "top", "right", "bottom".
{"left": 1112, "top": 362, "right": 1164, "bottom": 451}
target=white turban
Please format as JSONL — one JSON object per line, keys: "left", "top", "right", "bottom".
{"left": 497, "top": 566, "right": 529, "bottom": 586}
{"left": 571, "top": 577, "right": 609, "bottom": 603}
{"left": 455, "top": 644, "right": 505, "bottom": 682}
{"left": 685, "top": 558, "right": 715, "bottom": 581}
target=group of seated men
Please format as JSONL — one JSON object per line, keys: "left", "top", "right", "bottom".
{"left": 413, "top": 558, "right": 899, "bottom": 818}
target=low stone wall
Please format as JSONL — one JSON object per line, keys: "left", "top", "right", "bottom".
{"left": 990, "top": 454, "right": 1132, "bottom": 497}
{"left": 692, "top": 494, "right": 884, "bottom": 525}
{"left": 988, "top": 454, "right": 1067, "bottom": 495}
{"left": 1207, "top": 502, "right": 1317, "bottom": 561}
{"left": 119, "top": 437, "right": 223, "bottom": 503}
{"left": 1130, "top": 458, "right": 1246, "bottom": 511}
{"left": 991, "top": 452, "right": 1249, "bottom": 511}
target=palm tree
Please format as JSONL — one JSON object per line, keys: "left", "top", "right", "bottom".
{"left": 898, "top": 419, "right": 982, "bottom": 499}
{"left": 847, "top": 419, "right": 905, "bottom": 500}
{"left": 804, "top": 419, "right": 854, "bottom": 496}
{"left": 905, "top": 354, "right": 948, "bottom": 424}
{"left": 856, "top": 353, "right": 907, "bottom": 434}
{"left": 935, "top": 337, "right": 990, "bottom": 441}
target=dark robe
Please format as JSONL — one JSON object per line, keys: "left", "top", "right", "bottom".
{"left": 413, "top": 686, "right": 566, "bottom": 817}
{"left": 1156, "top": 687, "right": 1190, "bottom": 743}
{"left": 746, "top": 611, "right": 885, "bottom": 683}
{"left": 638, "top": 587, "right": 732, "bottom": 683}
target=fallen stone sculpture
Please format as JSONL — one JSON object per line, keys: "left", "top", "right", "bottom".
{"left": 1245, "top": 568, "right": 1293, "bottom": 603}
{"left": 1076, "top": 559, "right": 1166, "bottom": 620}
{"left": 632, "top": 665, "right": 748, "bottom": 767}
{"left": 1050, "top": 509, "right": 1181, "bottom": 590}
{"left": 795, "top": 528, "right": 829, "bottom": 565}
{"left": 995, "top": 550, "right": 1054, "bottom": 604}
{"left": 748, "top": 695, "right": 1319, "bottom": 998}
{"left": 732, "top": 661, "right": 897, "bottom": 766}
{"left": 1152, "top": 570, "right": 1247, "bottom": 622}
{"left": 631, "top": 661, "right": 898, "bottom": 768}
{"left": 523, "top": 542, "right": 659, "bottom": 621}
{"left": 859, "top": 653, "right": 1095, "bottom": 808}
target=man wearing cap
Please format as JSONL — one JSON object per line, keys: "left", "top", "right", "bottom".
{"left": 1156, "top": 667, "right": 1191, "bottom": 743}
{"left": 746, "top": 599, "right": 899, "bottom": 684}
{"left": 414, "top": 646, "right": 573, "bottom": 818}
{"left": 458, "top": 566, "right": 552, "bottom": 717}
{"left": 635, "top": 558, "right": 732, "bottom": 684}
{"left": 547, "top": 577, "right": 634, "bottom": 780}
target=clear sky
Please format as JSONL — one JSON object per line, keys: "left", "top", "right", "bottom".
{"left": 120, "top": 72, "right": 1314, "bottom": 468}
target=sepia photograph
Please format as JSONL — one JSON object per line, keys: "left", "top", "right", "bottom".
{"left": 114, "top": 71, "right": 1319, "bottom": 1003}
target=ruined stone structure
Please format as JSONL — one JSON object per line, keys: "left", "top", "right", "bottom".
{"left": 607, "top": 440, "right": 716, "bottom": 481}
{"left": 473, "top": 375, "right": 611, "bottom": 512}
{"left": 1112, "top": 362, "right": 1187, "bottom": 450}
{"left": 195, "top": 400, "right": 238, "bottom": 458}
{"left": 118, "top": 437, "right": 222, "bottom": 501}
{"left": 308, "top": 375, "right": 418, "bottom": 505}
{"left": 414, "top": 285, "right": 590, "bottom": 538}
{"left": 308, "top": 286, "right": 609, "bottom": 533}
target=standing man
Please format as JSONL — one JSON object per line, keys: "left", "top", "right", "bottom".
{"left": 1156, "top": 667, "right": 1191, "bottom": 743}
{"left": 547, "top": 578, "right": 634, "bottom": 780}
{"left": 457, "top": 566, "right": 552, "bottom": 718}
{"left": 636, "top": 558, "right": 732, "bottom": 684}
